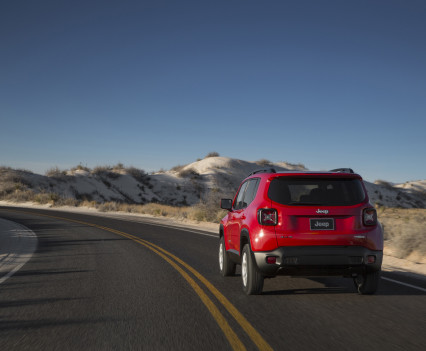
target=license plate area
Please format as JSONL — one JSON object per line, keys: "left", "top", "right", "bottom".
{"left": 310, "top": 218, "right": 335, "bottom": 230}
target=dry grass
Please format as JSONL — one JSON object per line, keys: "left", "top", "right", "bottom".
{"left": 93, "top": 201, "right": 227, "bottom": 223}
{"left": 378, "top": 207, "right": 426, "bottom": 263}
{"left": 0, "top": 187, "right": 79, "bottom": 207}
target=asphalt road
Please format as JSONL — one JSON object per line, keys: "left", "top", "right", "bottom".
{"left": 1, "top": 206, "right": 425, "bottom": 351}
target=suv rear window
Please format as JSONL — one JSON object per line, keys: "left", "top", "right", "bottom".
{"left": 268, "top": 177, "right": 366, "bottom": 206}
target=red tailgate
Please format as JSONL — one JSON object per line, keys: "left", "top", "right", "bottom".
{"left": 274, "top": 205, "right": 369, "bottom": 247}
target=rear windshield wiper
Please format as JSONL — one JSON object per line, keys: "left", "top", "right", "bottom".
{"left": 286, "top": 202, "right": 324, "bottom": 206}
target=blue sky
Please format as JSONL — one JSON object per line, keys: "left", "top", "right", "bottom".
{"left": 1, "top": 0, "right": 425, "bottom": 183}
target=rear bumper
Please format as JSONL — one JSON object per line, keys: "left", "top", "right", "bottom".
{"left": 253, "top": 246, "right": 383, "bottom": 277}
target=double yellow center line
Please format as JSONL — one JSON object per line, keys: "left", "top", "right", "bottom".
{"left": 6, "top": 210, "right": 273, "bottom": 351}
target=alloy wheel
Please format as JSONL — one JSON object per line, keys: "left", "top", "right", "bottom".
{"left": 219, "top": 241, "right": 224, "bottom": 271}
{"left": 242, "top": 251, "right": 248, "bottom": 287}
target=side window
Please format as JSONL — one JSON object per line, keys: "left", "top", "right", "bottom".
{"left": 233, "top": 179, "right": 260, "bottom": 210}
{"left": 243, "top": 178, "right": 260, "bottom": 207}
{"left": 234, "top": 182, "right": 248, "bottom": 210}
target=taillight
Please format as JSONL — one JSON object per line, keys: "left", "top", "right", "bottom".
{"left": 258, "top": 209, "right": 278, "bottom": 226}
{"left": 363, "top": 208, "right": 377, "bottom": 226}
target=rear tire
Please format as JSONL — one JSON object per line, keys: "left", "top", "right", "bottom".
{"left": 354, "top": 270, "right": 381, "bottom": 295}
{"left": 241, "top": 244, "right": 264, "bottom": 295}
{"left": 219, "top": 236, "right": 236, "bottom": 277}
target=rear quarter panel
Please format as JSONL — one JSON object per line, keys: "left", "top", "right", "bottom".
{"left": 246, "top": 176, "right": 278, "bottom": 252}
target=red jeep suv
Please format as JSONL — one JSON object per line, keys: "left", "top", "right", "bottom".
{"left": 219, "top": 168, "right": 383, "bottom": 295}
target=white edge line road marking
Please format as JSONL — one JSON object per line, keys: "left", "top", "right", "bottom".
{"left": 0, "top": 220, "right": 37, "bottom": 285}
{"left": 381, "top": 276, "right": 426, "bottom": 293}
{"left": 0, "top": 260, "right": 30, "bottom": 285}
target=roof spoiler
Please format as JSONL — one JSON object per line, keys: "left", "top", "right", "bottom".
{"left": 248, "top": 168, "right": 276, "bottom": 177}
{"left": 330, "top": 168, "right": 354, "bottom": 174}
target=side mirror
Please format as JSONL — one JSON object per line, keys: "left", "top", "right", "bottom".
{"left": 220, "top": 199, "right": 233, "bottom": 211}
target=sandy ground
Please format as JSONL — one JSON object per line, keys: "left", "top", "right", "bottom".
{"left": 1, "top": 201, "right": 425, "bottom": 279}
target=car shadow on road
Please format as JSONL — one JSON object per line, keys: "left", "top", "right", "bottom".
{"left": 0, "top": 316, "right": 119, "bottom": 332}
{"left": 13, "top": 269, "right": 92, "bottom": 277}
{"left": 262, "top": 276, "right": 426, "bottom": 296}
{"left": 0, "top": 297, "right": 85, "bottom": 309}
{"left": 262, "top": 286, "right": 351, "bottom": 295}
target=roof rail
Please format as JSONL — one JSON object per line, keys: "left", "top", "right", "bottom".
{"left": 330, "top": 168, "right": 354, "bottom": 174}
{"left": 248, "top": 168, "right": 276, "bottom": 177}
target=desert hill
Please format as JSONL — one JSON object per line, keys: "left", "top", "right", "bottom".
{"left": 0, "top": 157, "right": 425, "bottom": 208}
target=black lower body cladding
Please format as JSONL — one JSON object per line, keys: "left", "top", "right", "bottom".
{"left": 253, "top": 246, "right": 383, "bottom": 277}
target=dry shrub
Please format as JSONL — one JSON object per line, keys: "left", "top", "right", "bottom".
{"left": 0, "top": 169, "right": 35, "bottom": 201}
{"left": 92, "top": 166, "right": 121, "bottom": 179}
{"left": 34, "top": 193, "right": 55, "bottom": 204}
{"left": 113, "top": 163, "right": 125, "bottom": 171}
{"left": 55, "top": 197, "right": 79, "bottom": 207}
{"left": 139, "top": 203, "right": 190, "bottom": 219}
{"left": 4, "top": 189, "right": 36, "bottom": 202}
{"left": 34, "top": 192, "right": 78, "bottom": 206}
{"left": 126, "top": 167, "right": 150, "bottom": 184}
{"left": 70, "top": 164, "right": 90, "bottom": 172}
{"left": 186, "top": 188, "right": 228, "bottom": 222}
{"left": 178, "top": 168, "right": 200, "bottom": 178}
{"left": 45, "top": 167, "right": 66, "bottom": 177}
{"left": 187, "top": 203, "right": 227, "bottom": 223}
{"left": 170, "top": 164, "right": 185, "bottom": 172}
{"left": 78, "top": 200, "right": 98, "bottom": 208}
{"left": 256, "top": 159, "right": 272, "bottom": 166}
{"left": 204, "top": 152, "right": 220, "bottom": 158}
{"left": 378, "top": 207, "right": 426, "bottom": 262}
{"left": 97, "top": 202, "right": 120, "bottom": 212}
{"left": 92, "top": 166, "right": 110, "bottom": 174}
